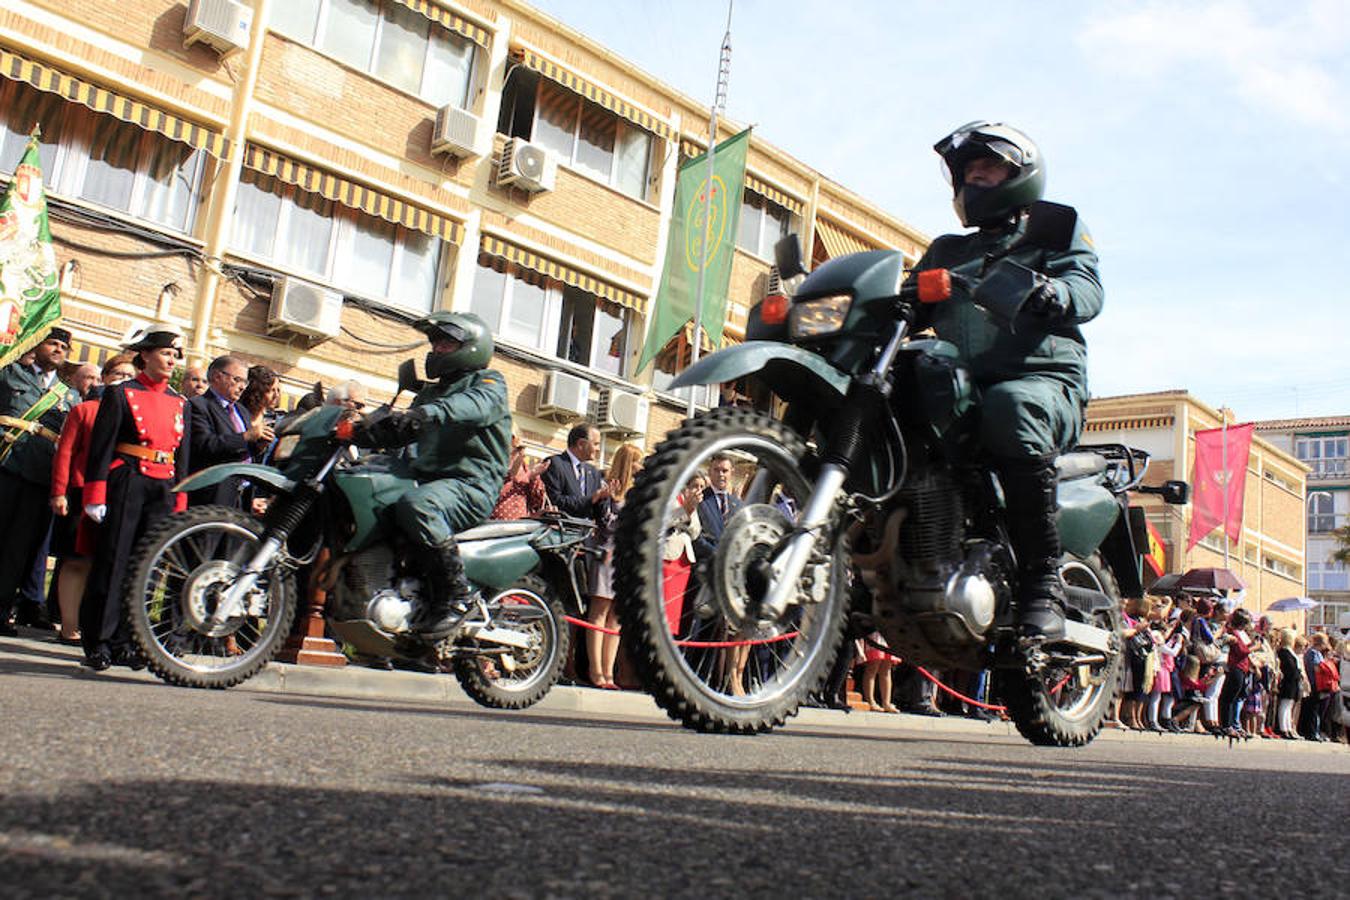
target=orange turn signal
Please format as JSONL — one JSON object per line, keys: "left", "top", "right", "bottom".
{"left": 917, "top": 269, "right": 952, "bottom": 304}
{"left": 334, "top": 417, "right": 355, "bottom": 442}
{"left": 761, "top": 294, "right": 790, "bottom": 325}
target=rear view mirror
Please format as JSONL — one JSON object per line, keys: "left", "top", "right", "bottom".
{"left": 397, "top": 359, "right": 421, "bottom": 395}
{"left": 1020, "top": 200, "right": 1078, "bottom": 252}
{"left": 1139, "top": 479, "right": 1190, "bottom": 505}
{"left": 774, "top": 233, "right": 806, "bottom": 279}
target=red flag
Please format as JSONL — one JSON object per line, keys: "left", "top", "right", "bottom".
{"left": 1187, "top": 423, "right": 1254, "bottom": 550}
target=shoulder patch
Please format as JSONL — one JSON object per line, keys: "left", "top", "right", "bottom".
{"left": 1080, "top": 230, "right": 1095, "bottom": 249}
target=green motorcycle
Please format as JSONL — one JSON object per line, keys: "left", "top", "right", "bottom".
{"left": 615, "top": 203, "right": 1188, "bottom": 744}
{"left": 122, "top": 363, "right": 590, "bottom": 709}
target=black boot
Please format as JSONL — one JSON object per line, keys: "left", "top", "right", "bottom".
{"left": 410, "top": 538, "right": 480, "bottom": 639}
{"left": 999, "top": 456, "right": 1067, "bottom": 641}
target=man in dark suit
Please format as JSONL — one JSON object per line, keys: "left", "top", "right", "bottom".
{"left": 186, "top": 354, "right": 273, "bottom": 507}
{"left": 542, "top": 423, "right": 609, "bottom": 520}
{"left": 693, "top": 453, "right": 743, "bottom": 562}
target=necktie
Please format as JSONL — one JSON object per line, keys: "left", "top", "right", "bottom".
{"left": 576, "top": 462, "right": 585, "bottom": 487}
{"left": 718, "top": 492, "right": 727, "bottom": 517}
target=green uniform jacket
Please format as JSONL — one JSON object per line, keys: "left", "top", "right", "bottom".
{"left": 409, "top": 367, "right": 512, "bottom": 490}
{"left": 912, "top": 214, "right": 1103, "bottom": 401}
{"left": 0, "top": 362, "right": 78, "bottom": 487}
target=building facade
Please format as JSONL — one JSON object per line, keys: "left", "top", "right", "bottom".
{"left": 1254, "top": 415, "right": 1350, "bottom": 634}
{"left": 0, "top": 0, "right": 928, "bottom": 461}
{"left": 1084, "top": 391, "right": 1309, "bottom": 626}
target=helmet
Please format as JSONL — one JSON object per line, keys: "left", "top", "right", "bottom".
{"left": 414, "top": 311, "right": 493, "bottom": 380}
{"left": 935, "top": 121, "right": 1045, "bottom": 228}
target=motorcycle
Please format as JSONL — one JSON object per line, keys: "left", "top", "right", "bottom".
{"left": 614, "top": 201, "right": 1189, "bottom": 745}
{"left": 122, "top": 361, "right": 591, "bottom": 709}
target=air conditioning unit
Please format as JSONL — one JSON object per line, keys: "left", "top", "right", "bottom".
{"left": 183, "top": 0, "right": 253, "bottom": 57}
{"left": 536, "top": 370, "right": 590, "bottom": 420}
{"left": 598, "top": 387, "right": 649, "bottom": 435}
{"left": 497, "top": 138, "right": 556, "bottom": 193}
{"left": 431, "top": 105, "right": 480, "bottom": 158}
{"left": 268, "top": 276, "right": 343, "bottom": 340}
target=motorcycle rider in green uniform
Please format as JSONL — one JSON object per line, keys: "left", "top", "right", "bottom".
{"left": 357, "top": 312, "right": 512, "bottom": 638}
{"left": 909, "top": 121, "right": 1103, "bottom": 640}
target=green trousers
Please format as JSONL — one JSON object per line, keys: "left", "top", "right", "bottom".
{"left": 978, "top": 375, "right": 1085, "bottom": 461}
{"left": 393, "top": 478, "right": 496, "bottom": 546}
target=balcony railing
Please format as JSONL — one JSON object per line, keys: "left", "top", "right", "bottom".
{"left": 1306, "top": 458, "right": 1349, "bottom": 479}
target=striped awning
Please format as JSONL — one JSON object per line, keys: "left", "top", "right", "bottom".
{"left": 511, "top": 48, "right": 675, "bottom": 141}
{"left": 389, "top": 0, "right": 491, "bottom": 47}
{"left": 243, "top": 146, "right": 463, "bottom": 244}
{"left": 67, "top": 337, "right": 122, "bottom": 366}
{"left": 0, "top": 48, "right": 229, "bottom": 159}
{"left": 815, "top": 217, "right": 876, "bottom": 259}
{"left": 1085, "top": 415, "right": 1175, "bottom": 432}
{"left": 480, "top": 234, "right": 646, "bottom": 315}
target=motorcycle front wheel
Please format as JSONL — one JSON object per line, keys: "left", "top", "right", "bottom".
{"left": 123, "top": 505, "right": 297, "bottom": 689}
{"left": 614, "top": 407, "right": 849, "bottom": 734}
{"left": 450, "top": 573, "right": 569, "bottom": 710}
{"left": 994, "top": 552, "right": 1124, "bottom": 747}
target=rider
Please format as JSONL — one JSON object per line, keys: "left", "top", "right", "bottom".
{"left": 358, "top": 312, "right": 511, "bottom": 638}
{"left": 909, "top": 121, "right": 1103, "bottom": 641}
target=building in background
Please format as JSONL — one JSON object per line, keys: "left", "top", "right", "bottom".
{"left": 0, "top": 0, "right": 927, "bottom": 461}
{"left": 1084, "top": 391, "right": 1308, "bottom": 626}
{"left": 1255, "top": 415, "right": 1350, "bottom": 634}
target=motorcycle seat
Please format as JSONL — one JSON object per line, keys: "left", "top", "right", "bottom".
{"left": 1055, "top": 452, "right": 1107, "bottom": 481}
{"left": 457, "top": 521, "right": 540, "bottom": 542}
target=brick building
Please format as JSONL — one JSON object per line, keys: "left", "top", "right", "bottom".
{"left": 1253, "top": 415, "right": 1350, "bottom": 634}
{"left": 0, "top": 0, "right": 927, "bottom": 459}
{"left": 1084, "top": 391, "right": 1309, "bottom": 625}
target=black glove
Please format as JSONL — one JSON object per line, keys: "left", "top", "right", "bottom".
{"left": 1024, "top": 275, "right": 1068, "bottom": 319}
{"left": 356, "top": 408, "right": 428, "bottom": 449}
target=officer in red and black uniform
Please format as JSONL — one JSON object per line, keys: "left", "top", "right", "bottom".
{"left": 80, "top": 326, "right": 190, "bottom": 671}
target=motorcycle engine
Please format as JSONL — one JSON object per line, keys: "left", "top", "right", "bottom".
{"left": 854, "top": 466, "right": 1010, "bottom": 666}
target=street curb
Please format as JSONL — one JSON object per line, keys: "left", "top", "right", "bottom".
{"left": 4, "top": 630, "right": 1346, "bottom": 752}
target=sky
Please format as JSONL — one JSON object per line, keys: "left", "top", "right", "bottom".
{"left": 525, "top": 0, "right": 1350, "bottom": 423}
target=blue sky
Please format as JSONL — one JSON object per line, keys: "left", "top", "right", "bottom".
{"left": 526, "top": 0, "right": 1350, "bottom": 422}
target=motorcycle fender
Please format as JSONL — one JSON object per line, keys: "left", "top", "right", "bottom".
{"left": 1055, "top": 478, "right": 1118, "bottom": 560}
{"left": 462, "top": 537, "right": 541, "bottom": 591}
{"left": 669, "top": 341, "right": 851, "bottom": 406}
{"left": 174, "top": 463, "right": 296, "bottom": 495}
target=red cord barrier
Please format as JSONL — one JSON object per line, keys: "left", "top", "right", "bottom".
{"left": 562, "top": 615, "right": 800, "bottom": 648}
{"left": 914, "top": 666, "right": 1007, "bottom": 713}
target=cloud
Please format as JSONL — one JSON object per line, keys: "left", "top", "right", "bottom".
{"left": 1078, "top": 1, "right": 1350, "bottom": 131}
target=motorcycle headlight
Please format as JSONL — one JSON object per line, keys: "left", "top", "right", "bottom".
{"left": 788, "top": 293, "right": 852, "bottom": 339}
{"left": 271, "top": 433, "right": 302, "bottom": 462}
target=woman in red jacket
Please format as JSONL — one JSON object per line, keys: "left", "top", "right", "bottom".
{"left": 49, "top": 354, "right": 136, "bottom": 643}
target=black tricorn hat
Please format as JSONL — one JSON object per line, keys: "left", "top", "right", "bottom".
{"left": 124, "top": 324, "right": 185, "bottom": 357}
{"left": 44, "top": 326, "right": 72, "bottom": 346}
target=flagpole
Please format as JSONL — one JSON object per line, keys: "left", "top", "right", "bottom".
{"left": 1221, "top": 408, "right": 1229, "bottom": 571}
{"left": 688, "top": 0, "right": 734, "bottom": 419}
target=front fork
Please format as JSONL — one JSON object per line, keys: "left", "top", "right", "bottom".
{"left": 210, "top": 450, "right": 340, "bottom": 624}
{"left": 760, "top": 319, "right": 910, "bottom": 618}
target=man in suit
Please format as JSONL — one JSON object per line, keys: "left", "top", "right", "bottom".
{"left": 0, "top": 327, "right": 79, "bottom": 635}
{"left": 542, "top": 423, "right": 609, "bottom": 520}
{"left": 186, "top": 354, "right": 273, "bottom": 508}
{"left": 693, "top": 453, "right": 743, "bottom": 562}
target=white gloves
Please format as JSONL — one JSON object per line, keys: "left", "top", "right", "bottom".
{"left": 84, "top": 504, "right": 107, "bottom": 524}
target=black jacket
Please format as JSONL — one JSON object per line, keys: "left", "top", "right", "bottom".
{"left": 186, "top": 391, "right": 250, "bottom": 507}
{"left": 542, "top": 452, "right": 602, "bottom": 520}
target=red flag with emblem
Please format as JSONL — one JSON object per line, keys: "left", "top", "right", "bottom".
{"left": 1186, "top": 423, "right": 1254, "bottom": 550}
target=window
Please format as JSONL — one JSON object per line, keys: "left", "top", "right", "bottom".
{"left": 272, "top": 0, "right": 476, "bottom": 109}
{"left": 1309, "top": 562, "right": 1350, "bottom": 593}
{"left": 231, "top": 168, "right": 443, "bottom": 313}
{"left": 1295, "top": 434, "right": 1349, "bottom": 478}
{"left": 1309, "top": 492, "right": 1337, "bottom": 534}
{"left": 0, "top": 81, "right": 205, "bottom": 234}
{"left": 737, "top": 191, "right": 792, "bottom": 259}
{"left": 469, "top": 256, "right": 632, "bottom": 375}
{"left": 1263, "top": 555, "right": 1300, "bottom": 580}
{"left": 500, "top": 77, "right": 653, "bottom": 201}
{"left": 650, "top": 332, "right": 719, "bottom": 408}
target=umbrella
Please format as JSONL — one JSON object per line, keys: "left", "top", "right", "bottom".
{"left": 1267, "top": 597, "right": 1319, "bottom": 613}
{"left": 1176, "top": 567, "right": 1245, "bottom": 593}
{"left": 1148, "top": 573, "right": 1183, "bottom": 596}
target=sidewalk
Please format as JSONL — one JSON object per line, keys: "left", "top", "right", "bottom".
{"left": 3, "top": 628, "right": 1344, "bottom": 752}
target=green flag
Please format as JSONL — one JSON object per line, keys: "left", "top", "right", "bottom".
{"left": 637, "top": 128, "right": 750, "bottom": 372}
{"left": 0, "top": 129, "right": 62, "bottom": 369}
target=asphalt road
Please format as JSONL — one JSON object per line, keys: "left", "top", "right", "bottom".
{"left": 2, "top": 642, "right": 1347, "bottom": 899}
